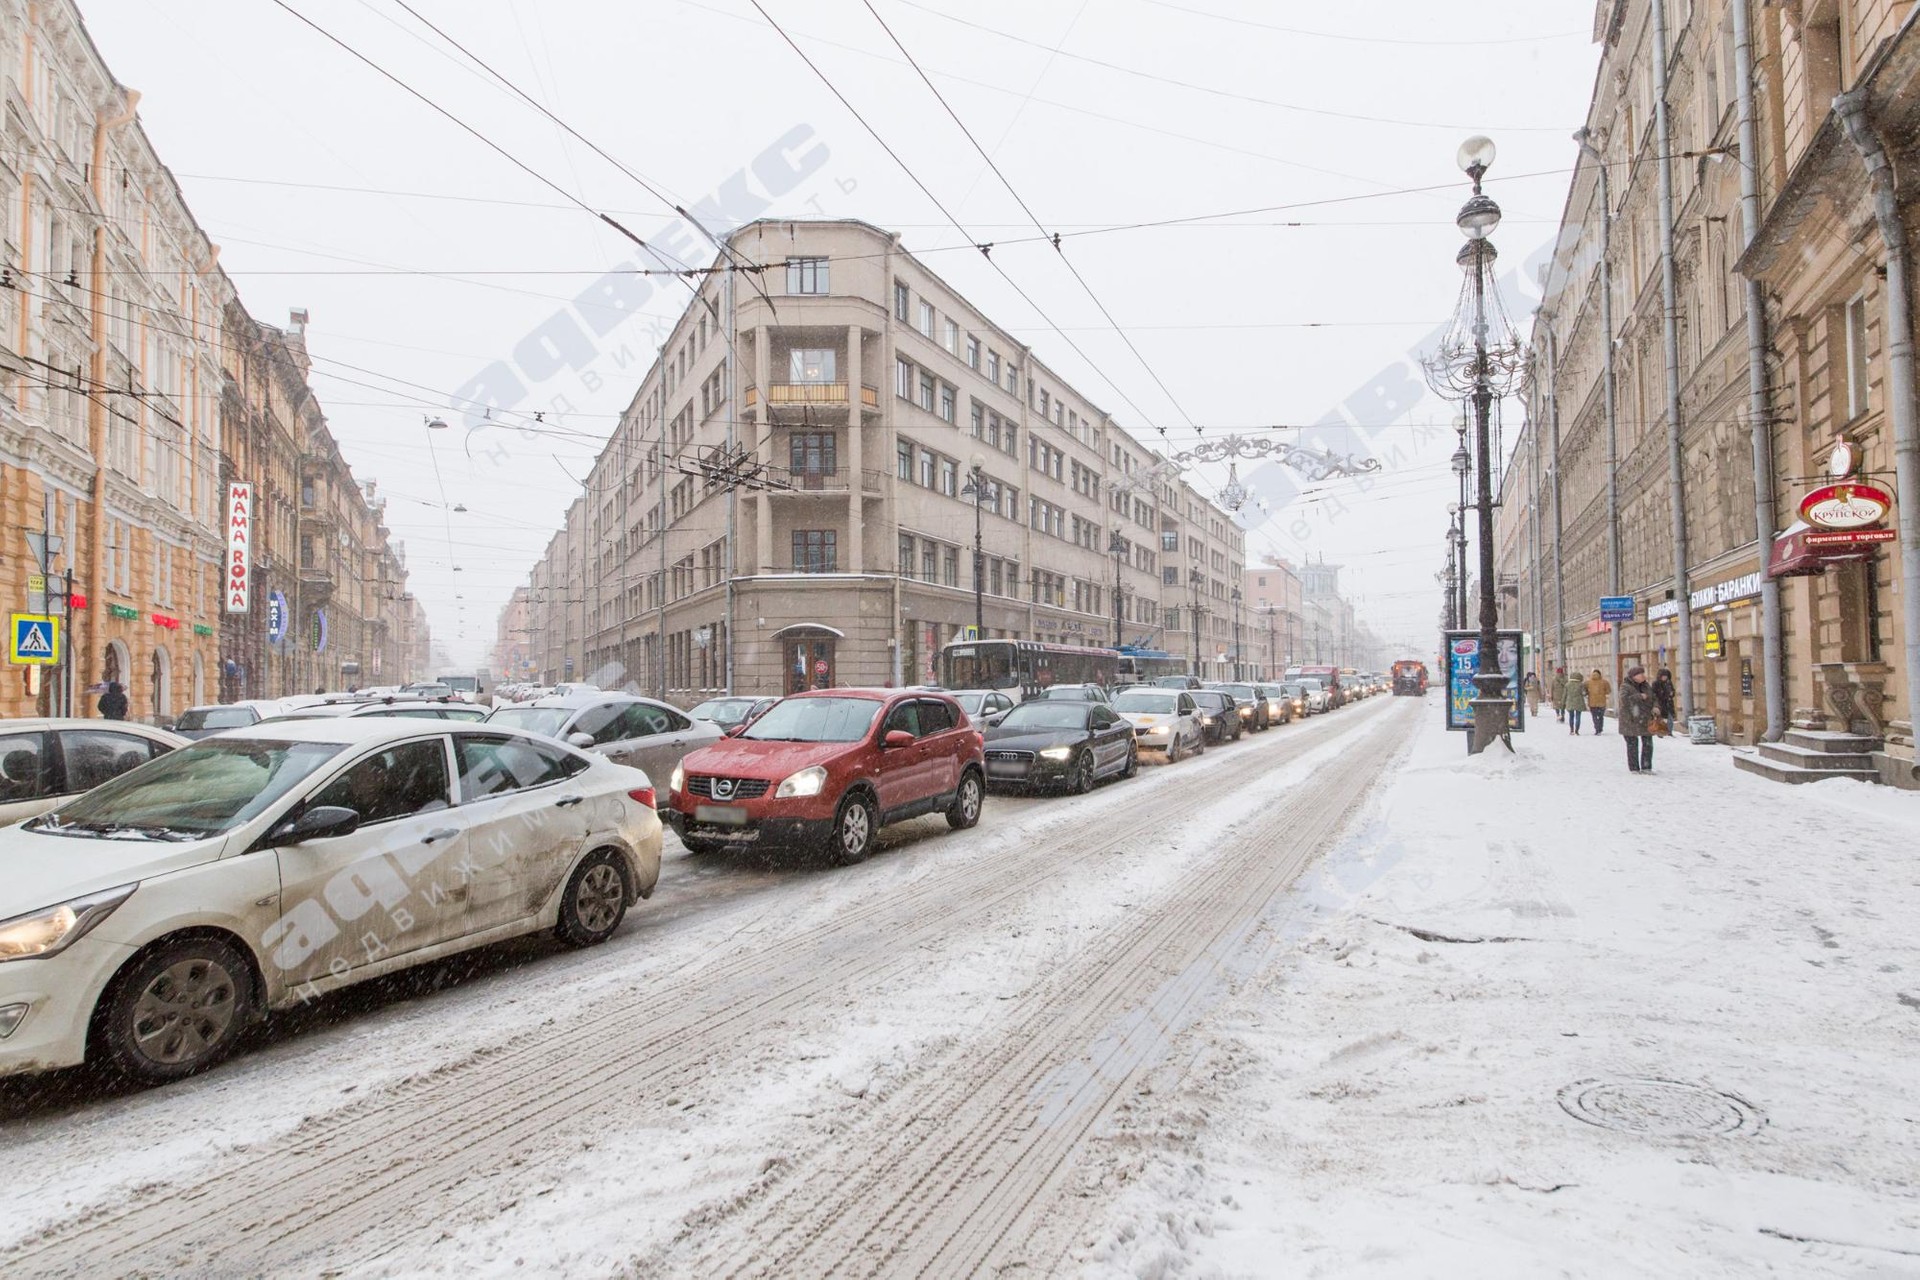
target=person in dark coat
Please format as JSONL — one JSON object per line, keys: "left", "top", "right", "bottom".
{"left": 98, "top": 681, "right": 129, "bottom": 720}
{"left": 1651, "top": 668, "right": 1677, "bottom": 735}
{"left": 1619, "top": 665, "right": 1658, "bottom": 773}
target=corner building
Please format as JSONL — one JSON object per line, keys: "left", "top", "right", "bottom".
{"left": 527, "top": 219, "right": 1246, "bottom": 697}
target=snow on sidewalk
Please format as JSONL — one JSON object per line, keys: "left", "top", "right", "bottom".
{"left": 1085, "top": 704, "right": 1920, "bottom": 1278}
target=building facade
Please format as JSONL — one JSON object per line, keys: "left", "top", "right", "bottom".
{"left": 522, "top": 219, "right": 1248, "bottom": 698}
{"left": 1499, "top": 0, "right": 1920, "bottom": 773}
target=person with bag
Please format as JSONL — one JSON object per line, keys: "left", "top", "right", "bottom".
{"left": 1619, "top": 665, "right": 1658, "bottom": 773}
{"left": 1549, "top": 666, "right": 1567, "bottom": 722}
{"left": 1651, "top": 668, "right": 1677, "bottom": 736}
{"left": 1564, "top": 669, "right": 1587, "bottom": 734}
{"left": 1585, "top": 668, "right": 1613, "bottom": 733}
{"left": 1523, "top": 670, "right": 1542, "bottom": 718}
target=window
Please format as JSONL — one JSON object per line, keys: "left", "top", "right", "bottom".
{"left": 966, "top": 336, "right": 980, "bottom": 369}
{"left": 986, "top": 350, "right": 1000, "bottom": 383}
{"left": 791, "top": 431, "right": 837, "bottom": 481}
{"left": 455, "top": 734, "right": 586, "bottom": 800}
{"left": 883, "top": 701, "right": 923, "bottom": 737}
{"left": 922, "top": 543, "right": 937, "bottom": 581}
{"left": 942, "top": 547, "right": 959, "bottom": 586}
{"left": 920, "top": 449, "right": 936, "bottom": 488}
{"left": 918, "top": 300, "right": 935, "bottom": 336}
{"left": 916, "top": 699, "right": 955, "bottom": 734}
{"left": 899, "top": 532, "right": 915, "bottom": 573}
{"left": 0, "top": 731, "right": 47, "bottom": 802}
{"left": 896, "top": 357, "right": 912, "bottom": 400}
{"left": 939, "top": 384, "right": 956, "bottom": 422}
{"left": 59, "top": 729, "right": 164, "bottom": 793}
{"left": 940, "top": 458, "right": 958, "bottom": 496}
{"left": 897, "top": 439, "right": 914, "bottom": 480}
{"left": 943, "top": 318, "right": 959, "bottom": 352}
{"left": 789, "top": 348, "right": 837, "bottom": 383}
{"left": 970, "top": 402, "right": 985, "bottom": 438}
{"left": 1039, "top": 389, "right": 1050, "bottom": 418}
{"left": 990, "top": 560, "right": 1003, "bottom": 596}
{"left": 894, "top": 280, "right": 910, "bottom": 321}
{"left": 919, "top": 372, "right": 936, "bottom": 412}
{"left": 786, "top": 257, "right": 829, "bottom": 294}
{"left": 793, "top": 529, "right": 838, "bottom": 573}
{"left": 1845, "top": 295, "right": 1870, "bottom": 421}
{"left": 1005, "top": 362, "right": 1018, "bottom": 393}
{"left": 312, "top": 739, "right": 451, "bottom": 824}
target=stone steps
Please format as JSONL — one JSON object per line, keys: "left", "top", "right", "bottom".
{"left": 1734, "top": 742, "right": 1880, "bottom": 785}
{"left": 1783, "top": 728, "right": 1880, "bottom": 754}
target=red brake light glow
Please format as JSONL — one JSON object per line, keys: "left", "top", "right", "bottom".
{"left": 628, "top": 787, "right": 656, "bottom": 809}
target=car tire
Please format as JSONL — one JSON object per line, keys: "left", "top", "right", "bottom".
{"left": 556, "top": 849, "right": 630, "bottom": 947}
{"left": 1070, "top": 750, "right": 1096, "bottom": 795}
{"left": 830, "top": 791, "right": 878, "bottom": 864}
{"left": 1193, "top": 726, "right": 1206, "bottom": 755}
{"left": 1167, "top": 733, "right": 1183, "bottom": 763}
{"left": 96, "top": 935, "right": 255, "bottom": 1083}
{"left": 946, "top": 769, "right": 983, "bottom": 829}
{"left": 1121, "top": 744, "right": 1139, "bottom": 778}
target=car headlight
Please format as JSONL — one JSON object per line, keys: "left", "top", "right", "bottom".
{"left": 1199, "top": 715, "right": 1214, "bottom": 725}
{"left": 669, "top": 764, "right": 685, "bottom": 793}
{"left": 1238, "top": 706, "right": 1252, "bottom": 717}
{"left": 774, "top": 765, "right": 828, "bottom": 798}
{"left": 1038, "top": 746, "right": 1073, "bottom": 761}
{"left": 0, "top": 884, "right": 135, "bottom": 963}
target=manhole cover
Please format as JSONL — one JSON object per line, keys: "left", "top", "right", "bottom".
{"left": 1557, "top": 1078, "right": 1763, "bottom": 1137}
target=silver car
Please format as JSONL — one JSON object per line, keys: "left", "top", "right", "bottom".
{"left": 486, "top": 693, "right": 723, "bottom": 796}
{"left": 0, "top": 719, "right": 187, "bottom": 827}
{"left": 1110, "top": 688, "right": 1207, "bottom": 762}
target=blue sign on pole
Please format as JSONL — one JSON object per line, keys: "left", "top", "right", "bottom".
{"left": 267, "top": 590, "right": 289, "bottom": 645}
{"left": 1600, "top": 595, "right": 1636, "bottom": 622}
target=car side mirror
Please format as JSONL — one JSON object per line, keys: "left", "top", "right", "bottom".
{"left": 567, "top": 732, "right": 596, "bottom": 749}
{"left": 882, "top": 729, "right": 915, "bottom": 749}
{"left": 724, "top": 723, "right": 747, "bottom": 737}
{"left": 271, "top": 804, "right": 361, "bottom": 845}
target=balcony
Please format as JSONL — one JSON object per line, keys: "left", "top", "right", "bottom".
{"left": 774, "top": 467, "right": 885, "bottom": 497}
{"left": 744, "top": 383, "right": 880, "bottom": 414}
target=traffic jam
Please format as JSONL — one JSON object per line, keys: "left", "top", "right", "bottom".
{"left": 0, "top": 643, "right": 1389, "bottom": 1087}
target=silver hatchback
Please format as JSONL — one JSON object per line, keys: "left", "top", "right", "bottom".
{"left": 485, "top": 693, "right": 723, "bottom": 796}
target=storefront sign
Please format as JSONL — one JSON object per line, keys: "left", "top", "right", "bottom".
{"left": 1648, "top": 599, "right": 1679, "bottom": 622}
{"left": 310, "top": 609, "right": 329, "bottom": 654}
{"left": 1586, "top": 618, "right": 1613, "bottom": 634}
{"left": 107, "top": 603, "right": 139, "bottom": 621}
{"left": 1741, "top": 657, "right": 1754, "bottom": 697}
{"left": 267, "top": 591, "right": 289, "bottom": 644}
{"left": 1442, "top": 629, "right": 1525, "bottom": 734}
{"left": 1804, "top": 527, "right": 1896, "bottom": 549}
{"left": 1800, "top": 481, "right": 1892, "bottom": 531}
{"left": 225, "top": 482, "right": 253, "bottom": 613}
{"left": 193, "top": 623, "right": 214, "bottom": 637}
{"left": 1689, "top": 572, "right": 1764, "bottom": 611}
{"left": 1703, "top": 617, "right": 1724, "bottom": 659}
{"left": 151, "top": 613, "right": 180, "bottom": 630}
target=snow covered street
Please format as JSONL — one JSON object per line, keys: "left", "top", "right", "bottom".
{"left": 1090, "top": 705, "right": 1920, "bottom": 1278}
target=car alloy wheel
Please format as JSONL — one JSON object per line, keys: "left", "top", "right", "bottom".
{"left": 1072, "top": 750, "right": 1096, "bottom": 795}
{"left": 1121, "top": 744, "right": 1138, "bottom": 778}
{"left": 833, "top": 793, "right": 876, "bottom": 864}
{"left": 556, "top": 849, "right": 630, "bottom": 947}
{"left": 947, "top": 770, "right": 983, "bottom": 829}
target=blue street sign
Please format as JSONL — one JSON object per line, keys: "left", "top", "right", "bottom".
{"left": 1600, "top": 596, "right": 1636, "bottom": 622}
{"left": 9, "top": 613, "right": 59, "bottom": 665}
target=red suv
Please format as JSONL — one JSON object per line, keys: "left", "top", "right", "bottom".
{"left": 663, "top": 689, "right": 986, "bottom": 864}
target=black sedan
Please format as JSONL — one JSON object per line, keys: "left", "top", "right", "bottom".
{"left": 982, "top": 700, "right": 1137, "bottom": 794}
{"left": 1209, "top": 682, "right": 1271, "bottom": 731}
{"left": 1190, "top": 689, "right": 1242, "bottom": 744}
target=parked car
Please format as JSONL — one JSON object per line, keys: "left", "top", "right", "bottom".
{"left": 982, "top": 700, "right": 1137, "bottom": 793}
{"left": 949, "top": 689, "right": 1018, "bottom": 727}
{"left": 1209, "top": 683, "right": 1272, "bottom": 732}
{"left": 0, "top": 719, "right": 187, "bottom": 827}
{"left": 1027, "top": 683, "right": 1112, "bottom": 704}
{"left": 171, "top": 700, "right": 292, "bottom": 740}
{"left": 1189, "top": 689, "right": 1242, "bottom": 744}
{"left": 1254, "top": 682, "right": 1295, "bottom": 725}
{"left": 663, "top": 689, "right": 984, "bottom": 865}
{"left": 1150, "top": 675, "right": 1204, "bottom": 690}
{"left": 689, "top": 695, "right": 780, "bottom": 731}
{"left": 1111, "top": 687, "right": 1206, "bottom": 761}
{"left": 260, "top": 697, "right": 490, "bottom": 725}
{"left": 0, "top": 719, "right": 662, "bottom": 1082}
{"left": 486, "top": 693, "right": 722, "bottom": 798}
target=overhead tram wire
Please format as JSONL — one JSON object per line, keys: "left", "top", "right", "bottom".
{"left": 745, "top": 0, "right": 1162, "bottom": 432}
{"left": 861, "top": 0, "right": 1197, "bottom": 434}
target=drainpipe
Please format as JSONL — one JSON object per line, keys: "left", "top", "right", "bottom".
{"left": 1574, "top": 127, "right": 1624, "bottom": 683}
{"left": 1545, "top": 323, "right": 1567, "bottom": 674}
{"left": 1732, "top": 0, "right": 1787, "bottom": 741}
{"left": 1526, "top": 396, "right": 1543, "bottom": 674}
{"left": 86, "top": 87, "right": 140, "bottom": 697}
{"left": 1837, "top": 89, "right": 1920, "bottom": 738}
{"left": 1652, "top": 0, "right": 1696, "bottom": 722}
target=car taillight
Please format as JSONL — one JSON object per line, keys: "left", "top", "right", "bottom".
{"left": 628, "top": 786, "right": 656, "bottom": 809}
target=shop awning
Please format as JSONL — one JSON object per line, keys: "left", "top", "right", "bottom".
{"left": 1767, "top": 521, "right": 1893, "bottom": 578}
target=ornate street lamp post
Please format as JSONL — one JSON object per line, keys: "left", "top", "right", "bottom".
{"left": 960, "top": 457, "right": 989, "bottom": 639}
{"left": 1423, "top": 136, "right": 1526, "bottom": 755}
{"left": 1231, "top": 586, "right": 1243, "bottom": 680}
{"left": 1188, "top": 568, "right": 1206, "bottom": 679}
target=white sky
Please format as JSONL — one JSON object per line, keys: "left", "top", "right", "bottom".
{"left": 80, "top": 0, "right": 1602, "bottom": 667}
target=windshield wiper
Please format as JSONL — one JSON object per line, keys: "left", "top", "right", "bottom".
{"left": 30, "top": 820, "right": 199, "bottom": 842}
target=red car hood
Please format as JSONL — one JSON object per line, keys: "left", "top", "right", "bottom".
{"left": 680, "top": 736, "right": 856, "bottom": 780}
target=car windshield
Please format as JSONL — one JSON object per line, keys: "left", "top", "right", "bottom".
{"left": 1218, "top": 685, "right": 1257, "bottom": 699}
{"left": 999, "top": 703, "right": 1091, "bottom": 730}
{"left": 1114, "top": 691, "right": 1178, "bottom": 714}
{"left": 1282, "top": 683, "right": 1308, "bottom": 696}
{"left": 486, "top": 706, "right": 574, "bottom": 738}
{"left": 1297, "top": 678, "right": 1325, "bottom": 691}
{"left": 28, "top": 738, "right": 347, "bottom": 840}
{"left": 742, "top": 696, "right": 881, "bottom": 743}
{"left": 1151, "top": 676, "right": 1192, "bottom": 688}
{"left": 1033, "top": 685, "right": 1098, "bottom": 701}
{"left": 691, "top": 698, "right": 754, "bottom": 726}
{"left": 175, "top": 707, "right": 255, "bottom": 731}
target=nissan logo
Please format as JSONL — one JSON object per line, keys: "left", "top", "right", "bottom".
{"left": 712, "top": 777, "right": 736, "bottom": 799}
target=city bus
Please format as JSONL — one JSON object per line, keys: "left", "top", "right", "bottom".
{"left": 937, "top": 639, "right": 1122, "bottom": 699}
{"left": 1114, "top": 647, "right": 1188, "bottom": 687}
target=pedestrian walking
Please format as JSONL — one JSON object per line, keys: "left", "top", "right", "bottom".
{"left": 1523, "top": 670, "right": 1542, "bottom": 719}
{"left": 1651, "top": 667, "right": 1677, "bottom": 736}
{"left": 1585, "top": 668, "right": 1613, "bottom": 734}
{"left": 97, "top": 681, "right": 128, "bottom": 720}
{"left": 1564, "top": 669, "right": 1587, "bottom": 734}
{"left": 1619, "top": 665, "right": 1658, "bottom": 773}
{"left": 1549, "top": 666, "right": 1567, "bottom": 723}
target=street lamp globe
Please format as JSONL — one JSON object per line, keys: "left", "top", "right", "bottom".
{"left": 1456, "top": 193, "right": 1502, "bottom": 240}
{"left": 1456, "top": 135, "right": 1497, "bottom": 175}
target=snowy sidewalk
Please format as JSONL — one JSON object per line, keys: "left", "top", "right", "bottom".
{"left": 1091, "top": 702, "right": 1920, "bottom": 1278}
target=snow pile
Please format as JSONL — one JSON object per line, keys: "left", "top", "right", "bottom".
{"left": 1084, "top": 714, "right": 1920, "bottom": 1277}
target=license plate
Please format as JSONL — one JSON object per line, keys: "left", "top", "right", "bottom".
{"left": 987, "top": 761, "right": 1026, "bottom": 777}
{"left": 695, "top": 804, "right": 748, "bottom": 826}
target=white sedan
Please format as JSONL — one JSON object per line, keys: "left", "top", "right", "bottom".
{"left": 1110, "top": 688, "right": 1207, "bottom": 762}
{"left": 0, "top": 718, "right": 662, "bottom": 1083}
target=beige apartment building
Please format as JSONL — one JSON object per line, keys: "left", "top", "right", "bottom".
{"left": 1500, "top": 0, "right": 1920, "bottom": 781}
{"left": 521, "top": 219, "right": 1247, "bottom": 699}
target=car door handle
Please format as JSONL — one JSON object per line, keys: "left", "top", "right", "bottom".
{"left": 423, "top": 827, "right": 459, "bottom": 844}
{"left": 554, "top": 794, "right": 585, "bottom": 808}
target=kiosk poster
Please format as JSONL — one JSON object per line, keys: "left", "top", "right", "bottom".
{"left": 1443, "top": 629, "right": 1525, "bottom": 733}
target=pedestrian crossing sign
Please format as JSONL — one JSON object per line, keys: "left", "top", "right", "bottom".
{"left": 9, "top": 613, "right": 59, "bottom": 665}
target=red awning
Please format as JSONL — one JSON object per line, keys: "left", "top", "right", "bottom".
{"left": 1767, "top": 521, "right": 1891, "bottom": 578}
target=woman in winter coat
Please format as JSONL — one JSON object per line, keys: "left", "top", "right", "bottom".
{"left": 1549, "top": 666, "right": 1567, "bottom": 722}
{"left": 1618, "top": 665, "right": 1658, "bottom": 773}
{"left": 1651, "top": 668, "right": 1677, "bottom": 735}
{"left": 1564, "top": 670, "right": 1588, "bottom": 733}
{"left": 1585, "top": 668, "right": 1613, "bottom": 733}
{"left": 1523, "top": 671, "right": 1542, "bottom": 718}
